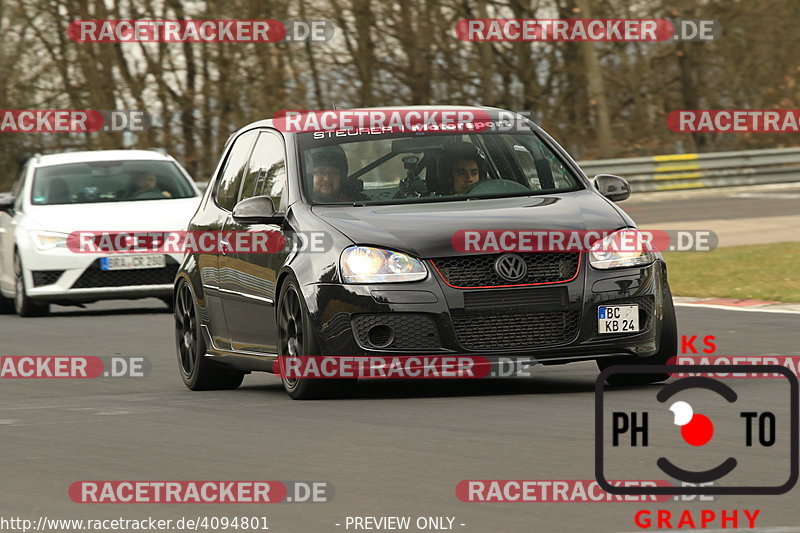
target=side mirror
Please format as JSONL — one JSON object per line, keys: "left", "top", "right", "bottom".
{"left": 0, "top": 193, "right": 15, "bottom": 214}
{"left": 232, "top": 195, "right": 283, "bottom": 225}
{"left": 594, "top": 174, "right": 631, "bottom": 202}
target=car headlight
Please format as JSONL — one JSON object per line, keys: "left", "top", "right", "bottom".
{"left": 589, "top": 229, "right": 655, "bottom": 269}
{"left": 30, "top": 230, "right": 69, "bottom": 250}
{"left": 340, "top": 246, "right": 427, "bottom": 283}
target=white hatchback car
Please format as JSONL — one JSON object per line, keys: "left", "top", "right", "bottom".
{"left": 0, "top": 150, "right": 201, "bottom": 316}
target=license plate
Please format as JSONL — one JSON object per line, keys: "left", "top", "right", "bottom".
{"left": 597, "top": 305, "right": 639, "bottom": 334}
{"left": 100, "top": 255, "right": 166, "bottom": 271}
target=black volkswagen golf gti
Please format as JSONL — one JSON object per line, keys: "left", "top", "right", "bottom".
{"left": 174, "top": 107, "right": 677, "bottom": 399}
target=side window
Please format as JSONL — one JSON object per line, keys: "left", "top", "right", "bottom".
{"left": 547, "top": 154, "right": 573, "bottom": 189}
{"left": 509, "top": 143, "right": 542, "bottom": 190}
{"left": 240, "top": 131, "right": 287, "bottom": 210}
{"left": 510, "top": 134, "right": 562, "bottom": 190}
{"left": 214, "top": 130, "right": 258, "bottom": 211}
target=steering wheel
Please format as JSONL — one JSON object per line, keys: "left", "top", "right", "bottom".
{"left": 129, "top": 189, "right": 165, "bottom": 200}
{"left": 464, "top": 179, "right": 531, "bottom": 196}
{"left": 392, "top": 187, "right": 421, "bottom": 200}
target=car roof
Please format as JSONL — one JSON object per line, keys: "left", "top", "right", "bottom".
{"left": 33, "top": 150, "right": 174, "bottom": 168}
{"left": 228, "top": 105, "right": 530, "bottom": 144}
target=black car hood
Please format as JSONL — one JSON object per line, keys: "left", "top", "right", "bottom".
{"left": 311, "top": 189, "right": 628, "bottom": 258}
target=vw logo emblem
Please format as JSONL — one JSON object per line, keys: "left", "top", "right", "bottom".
{"left": 494, "top": 254, "right": 527, "bottom": 282}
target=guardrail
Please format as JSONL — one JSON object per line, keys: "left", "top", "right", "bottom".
{"left": 579, "top": 147, "right": 800, "bottom": 192}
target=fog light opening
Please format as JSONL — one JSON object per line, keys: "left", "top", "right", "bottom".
{"left": 367, "top": 324, "right": 394, "bottom": 348}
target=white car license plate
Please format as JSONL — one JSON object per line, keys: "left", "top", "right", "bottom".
{"left": 100, "top": 255, "right": 166, "bottom": 271}
{"left": 597, "top": 305, "right": 639, "bottom": 334}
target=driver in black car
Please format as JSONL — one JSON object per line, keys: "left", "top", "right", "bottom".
{"left": 311, "top": 148, "right": 368, "bottom": 202}
{"left": 312, "top": 153, "right": 347, "bottom": 202}
{"left": 445, "top": 142, "right": 485, "bottom": 194}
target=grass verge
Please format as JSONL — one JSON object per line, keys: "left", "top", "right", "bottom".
{"left": 663, "top": 242, "right": 800, "bottom": 303}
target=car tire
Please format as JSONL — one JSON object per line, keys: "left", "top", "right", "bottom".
{"left": 175, "top": 279, "right": 244, "bottom": 390}
{"left": 597, "top": 286, "right": 678, "bottom": 386}
{"left": 13, "top": 254, "right": 49, "bottom": 317}
{"left": 277, "top": 275, "right": 356, "bottom": 400}
{"left": 0, "top": 292, "right": 14, "bottom": 314}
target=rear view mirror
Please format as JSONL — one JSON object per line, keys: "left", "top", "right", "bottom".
{"left": 391, "top": 138, "right": 445, "bottom": 154}
{"left": 232, "top": 195, "right": 283, "bottom": 225}
{"left": 594, "top": 174, "right": 631, "bottom": 202}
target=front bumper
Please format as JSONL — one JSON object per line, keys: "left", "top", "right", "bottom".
{"left": 20, "top": 247, "right": 181, "bottom": 303}
{"left": 303, "top": 256, "right": 667, "bottom": 364}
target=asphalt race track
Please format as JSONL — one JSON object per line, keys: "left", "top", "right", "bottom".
{"left": 1, "top": 299, "right": 798, "bottom": 532}
{"left": 620, "top": 185, "right": 800, "bottom": 224}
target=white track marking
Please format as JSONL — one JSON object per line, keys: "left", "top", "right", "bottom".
{"left": 675, "top": 302, "right": 800, "bottom": 315}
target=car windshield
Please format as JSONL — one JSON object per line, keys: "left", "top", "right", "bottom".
{"left": 31, "top": 160, "right": 196, "bottom": 205}
{"left": 297, "top": 129, "right": 582, "bottom": 205}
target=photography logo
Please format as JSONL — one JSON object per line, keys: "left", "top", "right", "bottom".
{"left": 595, "top": 365, "right": 798, "bottom": 495}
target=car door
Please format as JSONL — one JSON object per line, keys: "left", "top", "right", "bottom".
{"left": 221, "top": 130, "right": 289, "bottom": 354}
{"left": 0, "top": 163, "right": 28, "bottom": 295}
{"left": 198, "top": 130, "right": 258, "bottom": 350}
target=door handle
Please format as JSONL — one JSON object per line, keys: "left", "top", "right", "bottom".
{"left": 219, "top": 239, "right": 232, "bottom": 256}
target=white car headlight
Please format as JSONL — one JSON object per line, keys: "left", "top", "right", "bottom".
{"left": 589, "top": 229, "right": 655, "bottom": 269}
{"left": 30, "top": 230, "right": 69, "bottom": 250}
{"left": 340, "top": 246, "right": 427, "bottom": 283}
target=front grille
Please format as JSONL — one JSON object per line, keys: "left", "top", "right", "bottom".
{"left": 32, "top": 270, "right": 64, "bottom": 287}
{"left": 463, "top": 286, "right": 567, "bottom": 311}
{"left": 352, "top": 313, "right": 441, "bottom": 351}
{"left": 452, "top": 310, "right": 581, "bottom": 350}
{"left": 71, "top": 257, "right": 178, "bottom": 289}
{"left": 431, "top": 253, "right": 579, "bottom": 288}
